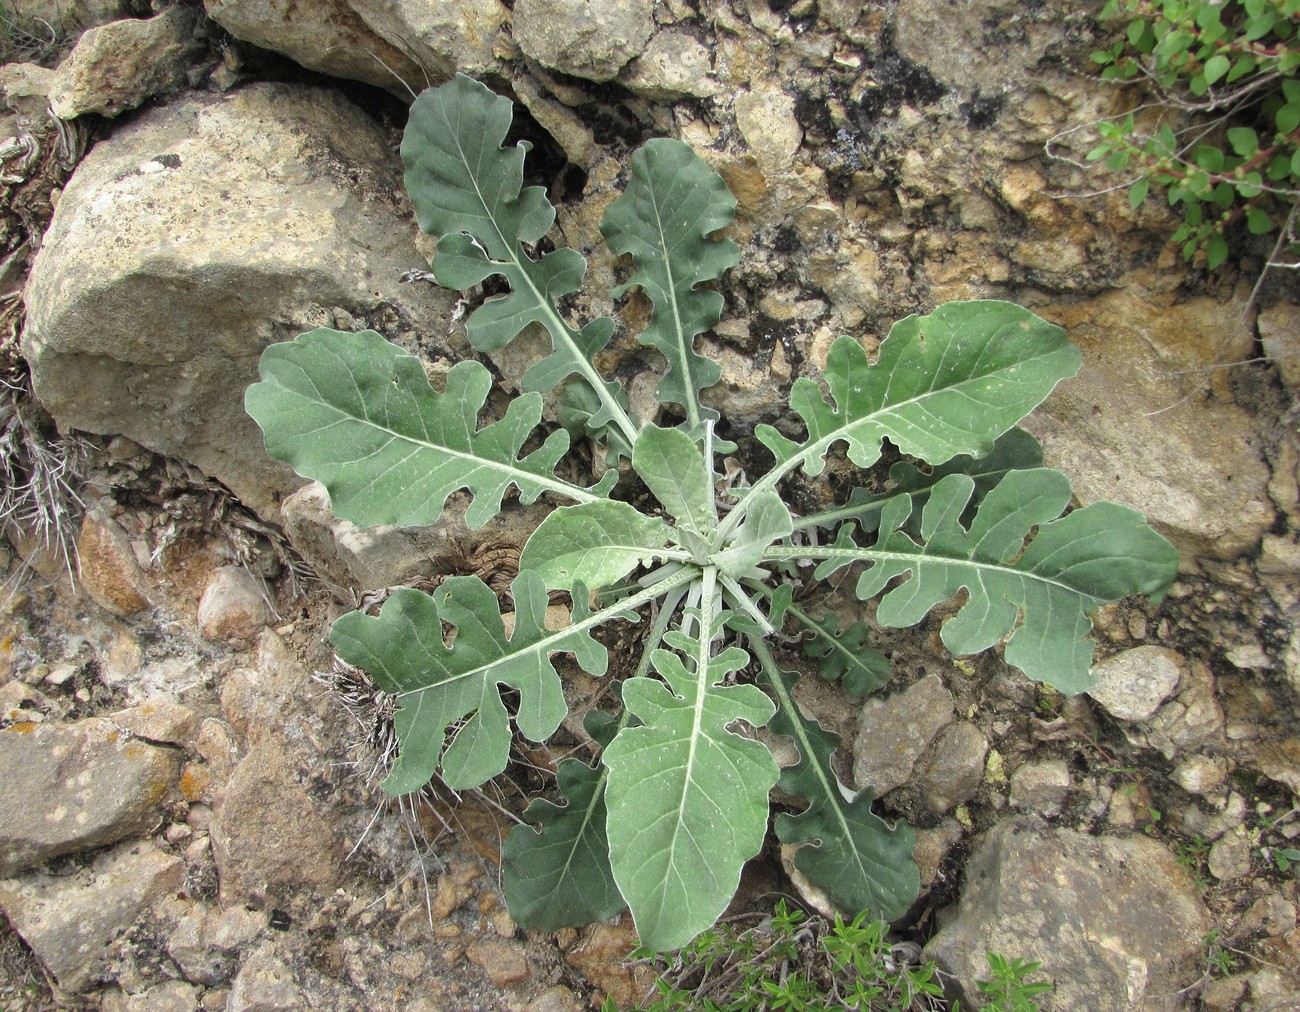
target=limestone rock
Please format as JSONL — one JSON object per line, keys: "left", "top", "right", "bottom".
{"left": 620, "top": 28, "right": 720, "bottom": 100}
{"left": 1009, "top": 759, "right": 1071, "bottom": 815}
{"left": 0, "top": 840, "right": 184, "bottom": 992}
{"left": 76, "top": 505, "right": 150, "bottom": 618}
{"left": 924, "top": 817, "right": 1209, "bottom": 1010}
{"left": 110, "top": 698, "right": 202, "bottom": 746}
{"left": 203, "top": 0, "right": 425, "bottom": 94}
{"left": 197, "top": 566, "right": 273, "bottom": 643}
{"left": 1256, "top": 737, "right": 1300, "bottom": 794}
{"left": 0, "top": 714, "right": 182, "bottom": 876}
{"left": 0, "top": 62, "right": 54, "bottom": 118}
{"left": 24, "top": 83, "right": 454, "bottom": 520}
{"left": 915, "top": 721, "right": 988, "bottom": 814}
{"left": 6, "top": 0, "right": 129, "bottom": 32}
{"left": 894, "top": 0, "right": 1061, "bottom": 94}
{"left": 1259, "top": 301, "right": 1300, "bottom": 394}
{"left": 1028, "top": 290, "right": 1273, "bottom": 561}
{"left": 734, "top": 86, "right": 803, "bottom": 173}
{"left": 1171, "top": 755, "right": 1228, "bottom": 796}
{"left": 167, "top": 903, "right": 266, "bottom": 986}
{"left": 512, "top": 0, "right": 655, "bottom": 82}
{"left": 1087, "top": 646, "right": 1184, "bottom": 723}
{"left": 466, "top": 939, "right": 531, "bottom": 987}
{"left": 101, "top": 980, "right": 198, "bottom": 1012}
{"left": 1140, "top": 659, "right": 1226, "bottom": 759}
{"left": 48, "top": 7, "right": 200, "bottom": 120}
{"left": 853, "top": 673, "right": 954, "bottom": 795}
{"left": 562, "top": 918, "right": 658, "bottom": 1010}
{"left": 226, "top": 941, "right": 302, "bottom": 1012}
{"left": 210, "top": 741, "right": 344, "bottom": 907}
{"left": 1208, "top": 832, "right": 1252, "bottom": 882}
{"left": 913, "top": 818, "right": 963, "bottom": 890}
{"left": 1236, "top": 894, "right": 1297, "bottom": 939}
{"left": 348, "top": 0, "right": 506, "bottom": 82}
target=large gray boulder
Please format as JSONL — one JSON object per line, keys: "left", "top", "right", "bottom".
{"left": 925, "top": 817, "right": 1209, "bottom": 1010}
{"left": 0, "top": 714, "right": 182, "bottom": 876}
{"left": 24, "top": 82, "right": 454, "bottom": 520}
{"left": 204, "top": 0, "right": 426, "bottom": 94}
{"left": 204, "top": 0, "right": 506, "bottom": 93}
{"left": 0, "top": 840, "right": 185, "bottom": 992}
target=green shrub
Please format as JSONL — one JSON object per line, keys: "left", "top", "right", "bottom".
{"left": 1088, "top": 0, "right": 1300, "bottom": 268}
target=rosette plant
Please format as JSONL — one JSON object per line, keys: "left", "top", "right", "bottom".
{"left": 246, "top": 75, "right": 1178, "bottom": 951}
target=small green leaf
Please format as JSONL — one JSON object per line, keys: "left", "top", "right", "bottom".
{"left": 1244, "top": 8, "right": 1276, "bottom": 40}
{"left": 330, "top": 572, "right": 615, "bottom": 793}
{"left": 787, "top": 603, "right": 891, "bottom": 698}
{"left": 502, "top": 710, "right": 626, "bottom": 930}
{"left": 601, "top": 139, "right": 740, "bottom": 435}
{"left": 1206, "top": 234, "right": 1229, "bottom": 269}
{"left": 753, "top": 641, "right": 919, "bottom": 919}
{"left": 633, "top": 426, "right": 716, "bottom": 536}
{"left": 1277, "top": 101, "right": 1300, "bottom": 135}
{"left": 519, "top": 500, "right": 678, "bottom": 591}
{"left": 1238, "top": 171, "right": 1264, "bottom": 198}
{"left": 246, "top": 329, "right": 607, "bottom": 530}
{"left": 604, "top": 620, "right": 779, "bottom": 951}
{"left": 712, "top": 489, "right": 793, "bottom": 578}
{"left": 1104, "top": 149, "right": 1132, "bottom": 172}
{"left": 1129, "top": 176, "right": 1150, "bottom": 208}
{"left": 1227, "top": 127, "right": 1259, "bottom": 157}
{"left": 1246, "top": 207, "right": 1273, "bottom": 234}
{"left": 1153, "top": 125, "right": 1177, "bottom": 158}
{"left": 1203, "top": 53, "right": 1230, "bottom": 84}
{"left": 1193, "top": 145, "right": 1224, "bottom": 173}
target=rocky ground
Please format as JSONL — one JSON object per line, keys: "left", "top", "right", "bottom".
{"left": 1, "top": 0, "right": 1299, "bottom": 1009}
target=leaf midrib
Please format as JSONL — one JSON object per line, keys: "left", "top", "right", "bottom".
{"left": 393, "top": 569, "right": 694, "bottom": 701}
{"left": 720, "top": 341, "right": 1071, "bottom": 540}
{"left": 277, "top": 381, "right": 598, "bottom": 506}
{"left": 442, "top": 103, "right": 638, "bottom": 446}
{"left": 753, "top": 641, "right": 882, "bottom": 895}
{"left": 761, "top": 543, "right": 1105, "bottom": 601}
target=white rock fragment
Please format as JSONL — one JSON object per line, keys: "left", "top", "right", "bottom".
{"left": 197, "top": 566, "right": 274, "bottom": 643}
{"left": 1087, "top": 646, "right": 1184, "bottom": 723}
{"left": 1009, "top": 759, "right": 1071, "bottom": 816}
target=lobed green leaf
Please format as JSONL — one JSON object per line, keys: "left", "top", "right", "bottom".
{"left": 501, "top": 710, "right": 626, "bottom": 930}
{"left": 852, "top": 469, "right": 1180, "bottom": 693}
{"left": 330, "top": 571, "right": 617, "bottom": 793}
{"left": 752, "top": 641, "right": 919, "bottom": 920}
{"left": 401, "top": 74, "right": 635, "bottom": 446}
{"left": 601, "top": 139, "right": 740, "bottom": 435}
{"left": 751, "top": 302, "right": 1079, "bottom": 493}
{"left": 245, "top": 328, "right": 610, "bottom": 529}
{"left": 603, "top": 613, "right": 779, "bottom": 951}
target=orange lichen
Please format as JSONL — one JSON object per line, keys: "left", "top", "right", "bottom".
{"left": 3, "top": 721, "right": 37, "bottom": 734}
{"left": 180, "top": 765, "right": 211, "bottom": 802}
